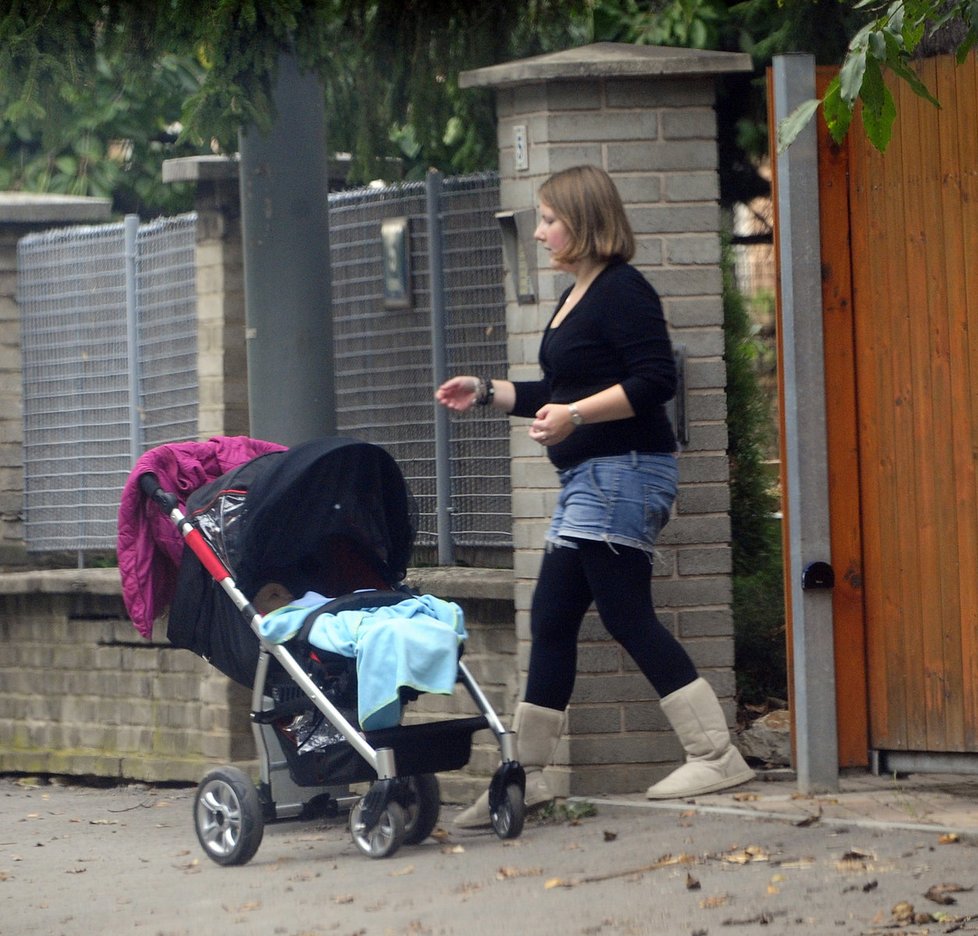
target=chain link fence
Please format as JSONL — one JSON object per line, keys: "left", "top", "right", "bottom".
{"left": 18, "top": 214, "right": 198, "bottom": 554}
{"left": 17, "top": 173, "right": 511, "bottom": 561}
{"left": 329, "top": 173, "right": 510, "bottom": 557}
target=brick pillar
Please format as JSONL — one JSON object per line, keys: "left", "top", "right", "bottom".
{"left": 0, "top": 194, "right": 111, "bottom": 567}
{"left": 163, "top": 157, "right": 249, "bottom": 439}
{"left": 461, "top": 43, "right": 753, "bottom": 796}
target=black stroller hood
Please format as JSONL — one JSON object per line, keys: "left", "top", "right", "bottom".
{"left": 234, "top": 437, "right": 417, "bottom": 598}
{"left": 166, "top": 436, "right": 417, "bottom": 687}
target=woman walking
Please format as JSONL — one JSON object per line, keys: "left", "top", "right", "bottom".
{"left": 436, "top": 165, "right": 753, "bottom": 826}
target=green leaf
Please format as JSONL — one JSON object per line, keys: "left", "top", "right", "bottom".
{"left": 861, "top": 82, "right": 896, "bottom": 151}
{"left": 823, "top": 77, "right": 854, "bottom": 144}
{"left": 839, "top": 46, "right": 867, "bottom": 104}
{"left": 868, "top": 29, "right": 886, "bottom": 58}
{"left": 54, "top": 154, "right": 77, "bottom": 175}
{"left": 886, "top": 0, "right": 905, "bottom": 37}
{"left": 776, "top": 97, "right": 820, "bottom": 153}
{"left": 858, "top": 56, "right": 886, "bottom": 117}
{"left": 968, "top": 0, "right": 978, "bottom": 31}
{"left": 888, "top": 58, "right": 941, "bottom": 107}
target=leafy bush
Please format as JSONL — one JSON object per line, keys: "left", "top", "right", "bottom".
{"left": 723, "top": 247, "right": 787, "bottom": 707}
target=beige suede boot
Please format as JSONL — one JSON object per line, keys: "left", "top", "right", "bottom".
{"left": 645, "top": 677, "right": 755, "bottom": 799}
{"left": 454, "top": 702, "right": 565, "bottom": 829}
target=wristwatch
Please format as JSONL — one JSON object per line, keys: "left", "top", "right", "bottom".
{"left": 568, "top": 402, "right": 584, "bottom": 426}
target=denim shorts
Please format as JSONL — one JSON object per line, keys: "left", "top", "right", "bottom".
{"left": 546, "top": 452, "right": 678, "bottom": 554}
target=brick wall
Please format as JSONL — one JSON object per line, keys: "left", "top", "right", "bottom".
{"left": 0, "top": 568, "right": 515, "bottom": 798}
{"left": 465, "top": 45, "right": 750, "bottom": 797}
{"left": 0, "top": 570, "right": 252, "bottom": 782}
{"left": 0, "top": 229, "right": 23, "bottom": 565}
{"left": 191, "top": 172, "right": 250, "bottom": 439}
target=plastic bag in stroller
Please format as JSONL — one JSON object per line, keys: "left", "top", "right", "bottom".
{"left": 121, "top": 436, "right": 526, "bottom": 863}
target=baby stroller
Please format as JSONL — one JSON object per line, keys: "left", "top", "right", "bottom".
{"left": 125, "top": 436, "right": 525, "bottom": 864}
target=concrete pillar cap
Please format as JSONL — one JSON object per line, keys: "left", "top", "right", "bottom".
{"left": 460, "top": 41, "right": 752, "bottom": 89}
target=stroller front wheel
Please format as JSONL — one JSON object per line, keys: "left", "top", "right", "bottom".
{"left": 194, "top": 766, "right": 264, "bottom": 866}
{"left": 491, "top": 783, "right": 526, "bottom": 840}
{"left": 350, "top": 797, "right": 407, "bottom": 859}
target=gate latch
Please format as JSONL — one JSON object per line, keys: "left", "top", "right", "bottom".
{"left": 801, "top": 561, "right": 835, "bottom": 590}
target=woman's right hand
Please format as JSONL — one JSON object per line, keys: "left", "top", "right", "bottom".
{"left": 435, "top": 375, "right": 480, "bottom": 412}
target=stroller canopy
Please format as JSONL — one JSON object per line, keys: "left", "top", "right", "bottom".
{"left": 169, "top": 436, "right": 418, "bottom": 687}
{"left": 234, "top": 436, "right": 417, "bottom": 599}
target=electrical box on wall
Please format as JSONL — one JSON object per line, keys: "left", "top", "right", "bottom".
{"left": 667, "top": 344, "right": 689, "bottom": 446}
{"left": 495, "top": 209, "right": 537, "bottom": 305}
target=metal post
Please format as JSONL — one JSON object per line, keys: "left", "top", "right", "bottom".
{"left": 124, "top": 214, "right": 142, "bottom": 465}
{"left": 772, "top": 53, "right": 839, "bottom": 793}
{"left": 426, "top": 170, "right": 455, "bottom": 565}
{"left": 239, "top": 52, "right": 335, "bottom": 445}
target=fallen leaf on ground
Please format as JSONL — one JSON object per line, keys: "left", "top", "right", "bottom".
{"left": 836, "top": 848, "right": 876, "bottom": 871}
{"left": 891, "top": 900, "right": 935, "bottom": 926}
{"left": 389, "top": 864, "right": 414, "bottom": 877}
{"left": 778, "top": 857, "right": 816, "bottom": 869}
{"left": 794, "top": 805, "right": 822, "bottom": 827}
{"left": 924, "top": 882, "right": 973, "bottom": 905}
{"left": 722, "top": 911, "right": 782, "bottom": 926}
{"left": 544, "top": 853, "right": 698, "bottom": 889}
{"left": 721, "top": 845, "right": 769, "bottom": 864}
{"left": 496, "top": 866, "right": 543, "bottom": 880}
{"left": 233, "top": 901, "right": 261, "bottom": 913}
{"left": 699, "top": 894, "right": 730, "bottom": 909}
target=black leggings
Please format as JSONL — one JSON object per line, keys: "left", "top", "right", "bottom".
{"left": 524, "top": 538, "right": 698, "bottom": 711}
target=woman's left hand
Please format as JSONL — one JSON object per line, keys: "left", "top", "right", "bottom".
{"left": 529, "top": 403, "right": 576, "bottom": 447}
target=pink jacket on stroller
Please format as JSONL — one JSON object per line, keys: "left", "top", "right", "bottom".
{"left": 117, "top": 436, "right": 287, "bottom": 638}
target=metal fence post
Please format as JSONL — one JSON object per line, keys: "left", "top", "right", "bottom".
{"left": 426, "top": 169, "right": 455, "bottom": 565}
{"left": 772, "top": 53, "right": 839, "bottom": 793}
{"left": 124, "top": 214, "right": 142, "bottom": 465}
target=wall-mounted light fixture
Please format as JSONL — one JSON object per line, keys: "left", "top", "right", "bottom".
{"left": 381, "top": 216, "right": 411, "bottom": 309}
{"left": 495, "top": 208, "right": 537, "bottom": 305}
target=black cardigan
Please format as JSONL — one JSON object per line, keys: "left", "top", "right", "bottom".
{"left": 511, "top": 260, "right": 677, "bottom": 470}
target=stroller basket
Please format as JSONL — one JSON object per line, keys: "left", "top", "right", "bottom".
{"left": 123, "top": 436, "right": 526, "bottom": 864}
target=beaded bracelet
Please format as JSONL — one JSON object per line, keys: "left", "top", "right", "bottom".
{"left": 475, "top": 377, "right": 495, "bottom": 406}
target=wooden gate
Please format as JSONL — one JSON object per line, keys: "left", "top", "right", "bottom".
{"left": 786, "top": 54, "right": 978, "bottom": 768}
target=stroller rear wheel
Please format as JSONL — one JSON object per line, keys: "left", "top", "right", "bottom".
{"left": 350, "top": 797, "right": 407, "bottom": 859}
{"left": 194, "top": 767, "right": 265, "bottom": 866}
{"left": 400, "top": 773, "right": 441, "bottom": 845}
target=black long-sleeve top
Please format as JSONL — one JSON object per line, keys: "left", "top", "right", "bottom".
{"left": 511, "top": 260, "right": 677, "bottom": 470}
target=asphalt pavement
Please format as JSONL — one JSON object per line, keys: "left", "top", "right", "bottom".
{"left": 2, "top": 769, "right": 978, "bottom": 936}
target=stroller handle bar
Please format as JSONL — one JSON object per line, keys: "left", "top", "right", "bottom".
{"left": 139, "top": 471, "right": 232, "bottom": 584}
{"left": 139, "top": 472, "right": 179, "bottom": 514}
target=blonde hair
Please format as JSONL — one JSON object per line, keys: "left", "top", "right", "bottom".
{"left": 538, "top": 165, "right": 635, "bottom": 265}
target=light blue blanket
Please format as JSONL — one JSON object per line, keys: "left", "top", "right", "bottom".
{"left": 258, "top": 592, "right": 466, "bottom": 730}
